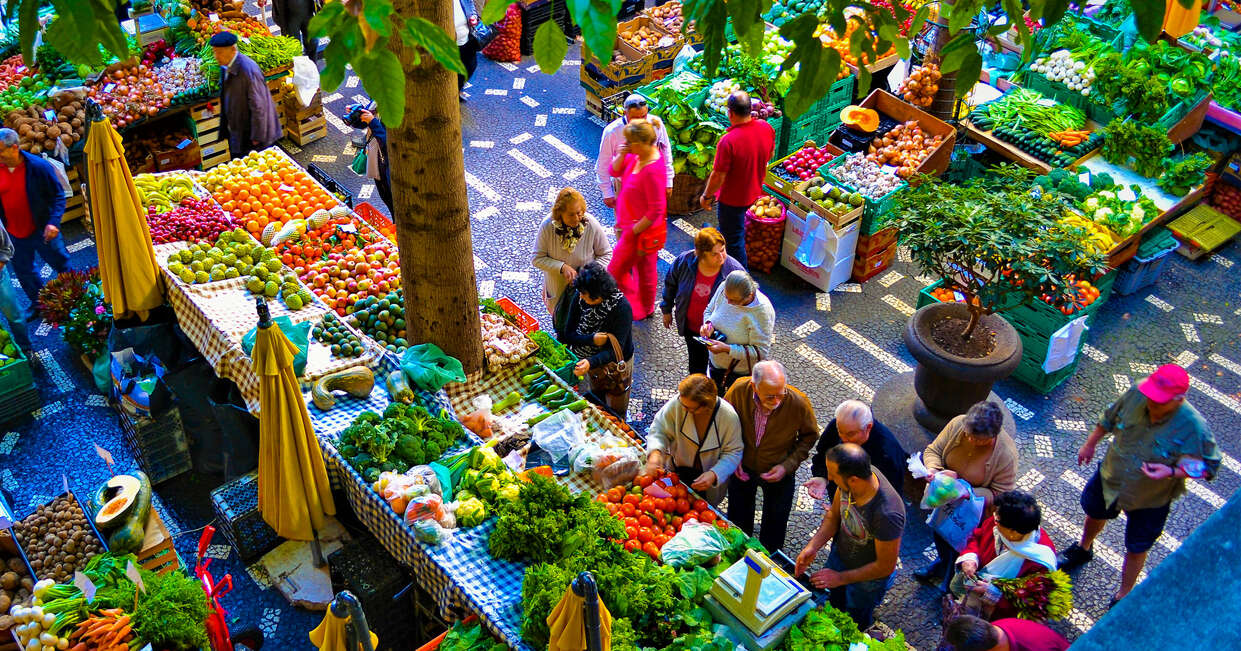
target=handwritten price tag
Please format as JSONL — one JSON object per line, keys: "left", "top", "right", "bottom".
{"left": 94, "top": 443, "right": 115, "bottom": 467}
{"left": 103, "top": 83, "right": 116, "bottom": 93}
{"left": 44, "top": 109, "right": 55, "bottom": 121}
{"left": 209, "top": 13, "right": 219, "bottom": 22}
{"left": 74, "top": 571, "right": 97, "bottom": 603}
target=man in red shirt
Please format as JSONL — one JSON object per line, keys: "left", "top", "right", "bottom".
{"left": 945, "top": 614, "right": 1070, "bottom": 651}
{"left": 698, "top": 91, "right": 774, "bottom": 270}
{"left": 0, "top": 128, "right": 69, "bottom": 319}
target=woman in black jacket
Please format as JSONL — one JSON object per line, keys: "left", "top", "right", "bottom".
{"left": 555, "top": 262, "right": 635, "bottom": 417}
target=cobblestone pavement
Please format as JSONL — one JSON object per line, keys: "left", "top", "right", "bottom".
{"left": 293, "top": 41, "right": 1241, "bottom": 648}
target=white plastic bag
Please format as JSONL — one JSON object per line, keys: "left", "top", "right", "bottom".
{"left": 290, "top": 55, "right": 321, "bottom": 107}
{"left": 927, "top": 484, "right": 986, "bottom": 552}
{"left": 660, "top": 522, "right": 729, "bottom": 568}
{"left": 794, "top": 213, "right": 830, "bottom": 269}
{"left": 531, "top": 409, "right": 586, "bottom": 463}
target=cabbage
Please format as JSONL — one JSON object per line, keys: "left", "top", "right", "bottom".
{"left": 678, "top": 130, "right": 694, "bottom": 145}
{"left": 694, "top": 129, "right": 716, "bottom": 144}
{"left": 687, "top": 145, "right": 712, "bottom": 166}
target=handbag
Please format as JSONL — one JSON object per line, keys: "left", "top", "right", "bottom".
{"left": 350, "top": 134, "right": 371, "bottom": 176}
{"left": 588, "top": 333, "right": 632, "bottom": 396}
{"left": 716, "top": 342, "right": 761, "bottom": 393}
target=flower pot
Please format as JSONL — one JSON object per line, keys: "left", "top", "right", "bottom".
{"left": 903, "top": 302, "right": 1022, "bottom": 432}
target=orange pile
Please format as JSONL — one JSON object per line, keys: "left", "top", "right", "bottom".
{"left": 201, "top": 150, "right": 339, "bottom": 240}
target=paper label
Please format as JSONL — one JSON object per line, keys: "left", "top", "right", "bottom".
{"left": 1079, "top": 170, "right": 1090, "bottom": 185}
{"left": 44, "top": 109, "right": 55, "bottom": 121}
{"left": 62, "top": 473, "right": 70, "bottom": 494}
{"left": 880, "top": 165, "right": 899, "bottom": 176}
{"left": 0, "top": 498, "right": 12, "bottom": 530}
{"left": 1036, "top": 98, "right": 1057, "bottom": 107}
{"left": 103, "top": 83, "right": 116, "bottom": 93}
{"left": 126, "top": 560, "right": 147, "bottom": 593}
{"left": 209, "top": 13, "right": 219, "bottom": 22}
{"left": 176, "top": 138, "right": 192, "bottom": 149}
{"left": 338, "top": 224, "right": 357, "bottom": 234}
{"left": 94, "top": 443, "right": 115, "bottom": 469}
{"left": 1117, "top": 186, "right": 1137, "bottom": 201}
{"left": 74, "top": 571, "right": 97, "bottom": 602}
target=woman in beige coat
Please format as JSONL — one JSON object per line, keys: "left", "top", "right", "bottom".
{"left": 532, "top": 188, "right": 613, "bottom": 315}
{"left": 643, "top": 374, "right": 744, "bottom": 505}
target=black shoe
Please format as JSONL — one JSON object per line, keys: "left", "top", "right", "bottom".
{"left": 1056, "top": 543, "right": 1094, "bottom": 571}
{"left": 914, "top": 560, "right": 946, "bottom": 586}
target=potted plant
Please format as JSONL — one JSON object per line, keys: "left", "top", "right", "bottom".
{"left": 890, "top": 165, "right": 1107, "bottom": 431}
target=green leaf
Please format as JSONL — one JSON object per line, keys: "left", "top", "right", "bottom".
{"left": 363, "top": 0, "right": 396, "bottom": 38}
{"left": 894, "top": 36, "right": 910, "bottom": 60}
{"left": 878, "top": 24, "right": 899, "bottom": 44}
{"left": 726, "top": 0, "right": 765, "bottom": 58}
{"left": 320, "top": 38, "right": 349, "bottom": 92}
{"left": 533, "top": 20, "right": 568, "bottom": 74}
{"left": 481, "top": 0, "right": 510, "bottom": 25}
{"left": 939, "top": 33, "right": 976, "bottom": 73}
{"left": 1036, "top": 0, "right": 1070, "bottom": 26}
{"left": 17, "top": 0, "right": 40, "bottom": 65}
{"left": 947, "top": 0, "right": 979, "bottom": 34}
{"left": 334, "top": 18, "right": 365, "bottom": 54}
{"left": 401, "top": 17, "right": 467, "bottom": 75}
{"left": 355, "top": 44, "right": 407, "bottom": 128}
{"left": 1132, "top": 0, "right": 1166, "bottom": 42}
{"left": 309, "top": 0, "right": 346, "bottom": 38}
{"left": 567, "top": 0, "right": 621, "bottom": 65}
{"left": 956, "top": 49, "right": 983, "bottom": 98}
{"left": 857, "top": 64, "right": 872, "bottom": 98}
{"left": 908, "top": 5, "right": 931, "bottom": 38}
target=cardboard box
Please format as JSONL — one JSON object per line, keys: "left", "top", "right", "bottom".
{"left": 781, "top": 203, "right": 861, "bottom": 292}
{"left": 155, "top": 137, "right": 202, "bottom": 172}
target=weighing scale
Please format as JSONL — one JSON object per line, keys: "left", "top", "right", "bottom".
{"left": 704, "top": 550, "right": 815, "bottom": 651}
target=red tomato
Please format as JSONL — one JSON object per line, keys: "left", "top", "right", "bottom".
{"left": 637, "top": 528, "right": 655, "bottom": 544}
{"left": 654, "top": 534, "right": 670, "bottom": 548}
{"left": 621, "top": 503, "right": 636, "bottom": 517}
{"left": 715, "top": 520, "right": 730, "bottom": 530}
{"left": 623, "top": 517, "right": 639, "bottom": 530}
{"left": 625, "top": 526, "right": 638, "bottom": 540}
{"left": 639, "top": 498, "right": 656, "bottom": 513}
{"left": 623, "top": 539, "right": 640, "bottom": 552}
{"left": 595, "top": 494, "right": 608, "bottom": 503}
{"left": 642, "top": 541, "right": 661, "bottom": 560}
{"left": 671, "top": 516, "right": 684, "bottom": 529}
{"left": 664, "top": 525, "right": 676, "bottom": 536}
{"left": 607, "top": 487, "right": 624, "bottom": 502}
{"left": 684, "top": 510, "right": 699, "bottom": 523}
{"left": 638, "top": 514, "right": 654, "bottom": 527}
{"left": 699, "top": 510, "right": 718, "bottom": 524}
{"left": 672, "top": 484, "right": 688, "bottom": 499}
{"left": 606, "top": 503, "right": 618, "bottom": 515}
{"left": 623, "top": 494, "right": 641, "bottom": 506}
{"left": 693, "top": 499, "right": 709, "bottom": 512}
{"left": 653, "top": 509, "right": 666, "bottom": 526}
{"left": 636, "top": 475, "right": 654, "bottom": 488}
{"left": 675, "top": 498, "right": 690, "bottom": 514}
{"left": 667, "top": 472, "right": 679, "bottom": 484}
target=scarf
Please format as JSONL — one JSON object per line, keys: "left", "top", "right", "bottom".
{"left": 981, "top": 528, "right": 1058, "bottom": 579}
{"left": 569, "top": 291, "right": 622, "bottom": 358}
{"left": 554, "top": 221, "right": 584, "bottom": 252}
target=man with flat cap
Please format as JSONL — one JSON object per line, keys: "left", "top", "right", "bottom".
{"left": 596, "top": 94, "right": 674, "bottom": 210}
{"left": 211, "top": 31, "right": 282, "bottom": 159}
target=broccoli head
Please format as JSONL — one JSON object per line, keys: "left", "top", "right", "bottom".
{"left": 395, "top": 434, "right": 425, "bottom": 464}
{"left": 356, "top": 411, "right": 383, "bottom": 425}
{"left": 383, "top": 402, "right": 409, "bottom": 420}
{"left": 1048, "top": 168, "right": 1072, "bottom": 183}
{"left": 1092, "top": 172, "right": 1116, "bottom": 189}
{"left": 339, "top": 443, "right": 359, "bottom": 459}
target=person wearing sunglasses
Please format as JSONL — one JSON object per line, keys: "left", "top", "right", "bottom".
{"left": 596, "top": 95, "right": 674, "bottom": 210}
{"left": 915, "top": 401, "right": 1018, "bottom": 591}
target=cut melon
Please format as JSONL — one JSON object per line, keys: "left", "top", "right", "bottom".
{"left": 840, "top": 105, "right": 880, "bottom": 133}
{"left": 94, "top": 474, "right": 142, "bottom": 529}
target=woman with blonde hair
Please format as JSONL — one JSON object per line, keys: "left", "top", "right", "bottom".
{"left": 644, "top": 373, "right": 744, "bottom": 504}
{"left": 660, "top": 226, "right": 745, "bottom": 375}
{"left": 607, "top": 118, "right": 668, "bottom": 321}
{"left": 532, "top": 187, "right": 613, "bottom": 315}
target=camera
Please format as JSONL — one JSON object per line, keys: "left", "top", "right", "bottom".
{"left": 343, "top": 101, "right": 373, "bottom": 129}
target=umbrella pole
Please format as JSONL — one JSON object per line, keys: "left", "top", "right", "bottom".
{"left": 572, "top": 572, "right": 604, "bottom": 651}
{"left": 331, "top": 591, "right": 377, "bottom": 651}
{"left": 311, "top": 528, "right": 325, "bottom": 567}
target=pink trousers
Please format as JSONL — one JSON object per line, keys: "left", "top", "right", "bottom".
{"left": 609, "top": 230, "right": 658, "bottom": 320}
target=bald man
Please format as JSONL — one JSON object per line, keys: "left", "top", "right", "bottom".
{"left": 806, "top": 400, "right": 906, "bottom": 502}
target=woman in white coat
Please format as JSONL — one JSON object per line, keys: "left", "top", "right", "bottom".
{"left": 643, "top": 374, "right": 744, "bottom": 505}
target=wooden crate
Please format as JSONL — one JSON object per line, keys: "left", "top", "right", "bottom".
{"left": 285, "top": 122, "right": 327, "bottom": 146}
{"left": 189, "top": 101, "right": 220, "bottom": 121}
{"left": 195, "top": 115, "right": 221, "bottom": 134}
{"left": 136, "top": 509, "right": 182, "bottom": 576}
{"left": 857, "top": 89, "right": 956, "bottom": 180}
{"left": 201, "top": 148, "right": 231, "bottom": 170}
{"left": 282, "top": 89, "right": 324, "bottom": 122}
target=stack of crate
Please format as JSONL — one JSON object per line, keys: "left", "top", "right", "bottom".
{"left": 190, "top": 101, "right": 230, "bottom": 169}
{"left": 282, "top": 85, "right": 327, "bottom": 146}
{"left": 62, "top": 163, "right": 87, "bottom": 223}
{"left": 582, "top": 40, "right": 652, "bottom": 120}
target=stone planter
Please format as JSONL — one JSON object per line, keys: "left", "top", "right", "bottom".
{"left": 903, "top": 302, "right": 1022, "bottom": 432}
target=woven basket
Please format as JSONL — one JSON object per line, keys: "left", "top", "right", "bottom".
{"left": 744, "top": 204, "right": 787, "bottom": 273}
{"left": 668, "top": 172, "right": 707, "bottom": 216}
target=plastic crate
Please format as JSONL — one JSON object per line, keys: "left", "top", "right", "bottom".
{"left": 819, "top": 154, "right": 908, "bottom": 229}
{"left": 308, "top": 163, "right": 355, "bottom": 208}
{"left": 1168, "top": 204, "right": 1241, "bottom": 258}
{"left": 496, "top": 297, "right": 540, "bottom": 333}
{"left": 210, "top": 471, "right": 281, "bottom": 564}
{"left": 778, "top": 75, "right": 855, "bottom": 158}
{"left": 328, "top": 536, "right": 417, "bottom": 648}
{"left": 851, "top": 241, "right": 896, "bottom": 283}
{"left": 0, "top": 344, "right": 33, "bottom": 396}
{"left": 1113, "top": 227, "right": 1180, "bottom": 296}
{"left": 115, "top": 405, "right": 192, "bottom": 484}
{"left": 0, "top": 383, "right": 39, "bottom": 424}
{"left": 1009, "top": 352, "right": 1079, "bottom": 394}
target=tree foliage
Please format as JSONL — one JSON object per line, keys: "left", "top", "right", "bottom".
{"left": 10, "top": 0, "right": 1192, "bottom": 124}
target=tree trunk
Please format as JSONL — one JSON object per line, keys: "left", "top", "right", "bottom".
{"left": 388, "top": 0, "right": 484, "bottom": 374}
{"left": 928, "top": 0, "right": 957, "bottom": 121}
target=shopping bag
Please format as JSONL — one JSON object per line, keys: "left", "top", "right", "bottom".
{"left": 241, "top": 317, "right": 311, "bottom": 376}
{"left": 401, "top": 343, "right": 466, "bottom": 391}
{"left": 927, "top": 483, "right": 985, "bottom": 553}
{"left": 793, "top": 213, "right": 830, "bottom": 269}
{"left": 109, "top": 348, "right": 173, "bottom": 419}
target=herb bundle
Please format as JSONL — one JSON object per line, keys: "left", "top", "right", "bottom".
{"left": 1102, "top": 120, "right": 1172, "bottom": 178}
{"left": 1158, "top": 152, "right": 1214, "bottom": 196}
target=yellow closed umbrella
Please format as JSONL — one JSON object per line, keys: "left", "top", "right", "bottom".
{"left": 252, "top": 302, "right": 335, "bottom": 541}
{"left": 309, "top": 608, "right": 378, "bottom": 651}
{"left": 547, "top": 584, "right": 613, "bottom": 651}
{"left": 83, "top": 109, "right": 164, "bottom": 320}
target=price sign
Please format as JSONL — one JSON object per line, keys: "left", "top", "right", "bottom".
{"left": 94, "top": 444, "right": 115, "bottom": 473}
{"left": 338, "top": 224, "right": 357, "bottom": 234}
{"left": 126, "top": 560, "right": 147, "bottom": 593}
{"left": 176, "top": 138, "right": 192, "bottom": 149}
{"left": 1079, "top": 171, "right": 1091, "bottom": 185}
{"left": 880, "top": 165, "right": 899, "bottom": 176}
{"left": 74, "top": 571, "right": 97, "bottom": 603}
{"left": 209, "top": 13, "right": 219, "bottom": 22}
{"left": 44, "top": 109, "right": 55, "bottom": 121}
{"left": 1036, "top": 98, "right": 1057, "bottom": 107}
{"left": 62, "top": 473, "right": 70, "bottom": 494}
{"left": 0, "top": 497, "right": 12, "bottom": 530}
{"left": 103, "top": 83, "right": 116, "bottom": 93}
{"left": 1118, "top": 186, "right": 1138, "bottom": 201}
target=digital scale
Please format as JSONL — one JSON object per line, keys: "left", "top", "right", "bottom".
{"left": 704, "top": 550, "right": 815, "bottom": 651}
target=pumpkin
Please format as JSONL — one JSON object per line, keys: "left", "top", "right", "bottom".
{"left": 312, "top": 366, "right": 376, "bottom": 410}
{"left": 840, "top": 106, "right": 880, "bottom": 133}
{"left": 92, "top": 474, "right": 143, "bottom": 529}
{"left": 87, "top": 472, "right": 153, "bottom": 555}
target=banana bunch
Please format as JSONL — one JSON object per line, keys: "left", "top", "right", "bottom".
{"left": 135, "top": 173, "right": 198, "bottom": 213}
{"left": 1059, "top": 211, "right": 1120, "bottom": 255}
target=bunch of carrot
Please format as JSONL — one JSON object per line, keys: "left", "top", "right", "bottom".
{"left": 1047, "top": 130, "right": 1091, "bottom": 147}
{"left": 67, "top": 609, "right": 134, "bottom": 651}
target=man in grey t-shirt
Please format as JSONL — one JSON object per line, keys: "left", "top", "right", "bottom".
{"left": 795, "top": 443, "right": 905, "bottom": 629}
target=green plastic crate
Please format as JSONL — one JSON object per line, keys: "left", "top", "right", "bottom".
{"left": 1010, "top": 353, "right": 1080, "bottom": 394}
{"left": 777, "top": 75, "right": 855, "bottom": 158}
{"left": 0, "top": 344, "right": 33, "bottom": 396}
{"left": 1002, "top": 269, "right": 1117, "bottom": 339}
{"left": 819, "top": 153, "right": 908, "bottom": 227}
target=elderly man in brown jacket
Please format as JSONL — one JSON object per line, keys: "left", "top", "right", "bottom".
{"left": 723, "top": 360, "right": 819, "bottom": 553}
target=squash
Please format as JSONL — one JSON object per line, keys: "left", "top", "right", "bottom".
{"left": 312, "top": 366, "right": 376, "bottom": 410}
{"left": 840, "top": 105, "right": 880, "bottom": 133}
{"left": 90, "top": 474, "right": 143, "bottom": 529}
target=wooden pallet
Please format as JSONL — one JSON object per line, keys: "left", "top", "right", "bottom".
{"left": 136, "top": 509, "right": 182, "bottom": 576}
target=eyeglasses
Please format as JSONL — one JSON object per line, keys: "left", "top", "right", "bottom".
{"left": 626, "top": 100, "right": 647, "bottom": 109}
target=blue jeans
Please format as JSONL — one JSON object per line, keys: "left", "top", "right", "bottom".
{"left": 826, "top": 549, "right": 896, "bottom": 630}
{"left": 0, "top": 264, "right": 31, "bottom": 349}
{"left": 716, "top": 201, "right": 748, "bottom": 269}
{"left": 10, "top": 231, "right": 69, "bottom": 305}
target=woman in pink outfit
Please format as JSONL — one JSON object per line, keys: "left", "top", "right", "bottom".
{"left": 608, "top": 119, "right": 668, "bottom": 321}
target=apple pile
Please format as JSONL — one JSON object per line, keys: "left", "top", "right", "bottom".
{"left": 779, "top": 143, "right": 837, "bottom": 181}
{"left": 147, "top": 198, "right": 236, "bottom": 244}
{"left": 298, "top": 243, "right": 401, "bottom": 316}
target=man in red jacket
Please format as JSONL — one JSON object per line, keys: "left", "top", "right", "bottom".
{"left": 698, "top": 91, "right": 774, "bottom": 269}
{"left": 950, "top": 491, "right": 1057, "bottom": 619}
{"left": 0, "top": 128, "right": 68, "bottom": 318}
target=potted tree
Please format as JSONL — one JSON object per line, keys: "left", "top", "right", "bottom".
{"left": 890, "top": 165, "right": 1107, "bottom": 431}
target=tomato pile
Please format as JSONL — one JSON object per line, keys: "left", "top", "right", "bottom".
{"left": 1209, "top": 179, "right": 1241, "bottom": 220}
{"left": 274, "top": 214, "right": 386, "bottom": 270}
{"left": 594, "top": 470, "right": 726, "bottom": 562}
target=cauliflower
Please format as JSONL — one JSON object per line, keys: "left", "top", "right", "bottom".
{"left": 1084, "top": 197, "right": 1099, "bottom": 210}
{"left": 456, "top": 497, "right": 489, "bottom": 528}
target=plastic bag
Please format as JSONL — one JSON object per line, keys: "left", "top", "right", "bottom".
{"left": 928, "top": 484, "right": 986, "bottom": 552}
{"left": 660, "top": 522, "right": 729, "bottom": 568}
{"left": 413, "top": 519, "right": 448, "bottom": 544}
{"left": 531, "top": 409, "right": 586, "bottom": 463}
{"left": 242, "top": 317, "right": 310, "bottom": 376}
{"left": 437, "top": 501, "right": 457, "bottom": 530}
{"left": 570, "top": 443, "right": 606, "bottom": 474}
{"left": 794, "top": 212, "right": 831, "bottom": 269}
{"left": 922, "top": 474, "right": 968, "bottom": 510}
{"left": 401, "top": 343, "right": 466, "bottom": 391}
{"left": 592, "top": 447, "right": 644, "bottom": 489}
{"left": 404, "top": 493, "right": 444, "bottom": 525}
{"left": 461, "top": 395, "right": 494, "bottom": 438}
